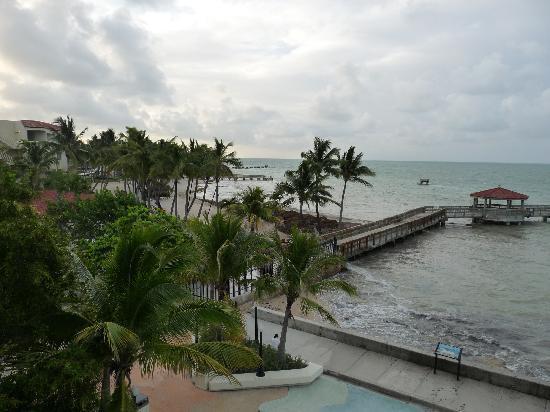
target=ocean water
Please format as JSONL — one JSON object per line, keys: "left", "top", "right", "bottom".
{"left": 219, "top": 159, "right": 550, "bottom": 380}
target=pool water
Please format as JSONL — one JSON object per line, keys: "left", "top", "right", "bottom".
{"left": 259, "top": 376, "right": 426, "bottom": 412}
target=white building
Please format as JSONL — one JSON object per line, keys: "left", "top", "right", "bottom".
{"left": 0, "top": 119, "right": 68, "bottom": 170}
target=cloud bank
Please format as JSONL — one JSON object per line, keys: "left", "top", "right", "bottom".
{"left": 1, "top": 0, "right": 549, "bottom": 162}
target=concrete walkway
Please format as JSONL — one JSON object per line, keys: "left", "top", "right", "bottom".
{"left": 245, "top": 314, "right": 550, "bottom": 412}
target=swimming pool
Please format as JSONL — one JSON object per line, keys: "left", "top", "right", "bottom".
{"left": 259, "top": 375, "right": 426, "bottom": 411}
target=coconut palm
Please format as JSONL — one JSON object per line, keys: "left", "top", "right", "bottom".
{"left": 188, "top": 213, "right": 267, "bottom": 300}
{"left": 223, "top": 186, "right": 277, "bottom": 232}
{"left": 272, "top": 162, "right": 314, "bottom": 220}
{"left": 254, "top": 228, "right": 356, "bottom": 364}
{"left": 301, "top": 137, "right": 340, "bottom": 227}
{"left": 338, "top": 146, "right": 375, "bottom": 225}
{"left": 212, "top": 138, "right": 242, "bottom": 212}
{"left": 196, "top": 145, "right": 216, "bottom": 218}
{"left": 75, "top": 223, "right": 260, "bottom": 411}
{"left": 112, "top": 128, "right": 153, "bottom": 204}
{"left": 53, "top": 115, "right": 87, "bottom": 169}
{"left": 3, "top": 140, "right": 58, "bottom": 190}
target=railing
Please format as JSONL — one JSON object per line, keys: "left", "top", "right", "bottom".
{"left": 336, "top": 208, "right": 446, "bottom": 259}
{"left": 190, "top": 262, "right": 274, "bottom": 301}
{"left": 321, "top": 207, "right": 427, "bottom": 241}
{"left": 425, "top": 205, "right": 550, "bottom": 219}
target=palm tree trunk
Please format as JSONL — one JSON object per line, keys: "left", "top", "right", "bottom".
{"left": 315, "top": 201, "right": 320, "bottom": 231}
{"left": 215, "top": 176, "right": 220, "bottom": 212}
{"left": 198, "top": 179, "right": 209, "bottom": 217}
{"left": 277, "top": 298, "right": 294, "bottom": 365}
{"left": 174, "top": 179, "right": 178, "bottom": 217}
{"left": 338, "top": 179, "right": 348, "bottom": 226}
{"left": 100, "top": 364, "right": 111, "bottom": 411}
{"left": 188, "top": 177, "right": 200, "bottom": 216}
{"left": 183, "top": 177, "right": 191, "bottom": 220}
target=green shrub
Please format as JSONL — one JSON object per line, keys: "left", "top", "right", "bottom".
{"left": 43, "top": 170, "right": 92, "bottom": 193}
{"left": 232, "top": 340, "right": 307, "bottom": 373}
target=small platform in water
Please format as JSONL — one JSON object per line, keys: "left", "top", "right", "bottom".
{"left": 418, "top": 178, "right": 430, "bottom": 185}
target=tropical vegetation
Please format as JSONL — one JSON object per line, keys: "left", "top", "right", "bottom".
{"left": 1, "top": 114, "right": 373, "bottom": 409}
{"left": 253, "top": 228, "right": 356, "bottom": 364}
{"left": 337, "top": 146, "right": 376, "bottom": 225}
{"left": 222, "top": 186, "right": 277, "bottom": 232}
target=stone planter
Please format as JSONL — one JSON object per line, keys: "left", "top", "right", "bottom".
{"left": 193, "top": 362, "right": 323, "bottom": 391}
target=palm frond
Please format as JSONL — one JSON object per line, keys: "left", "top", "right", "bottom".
{"left": 299, "top": 297, "right": 338, "bottom": 325}
{"left": 307, "top": 278, "right": 357, "bottom": 296}
{"left": 140, "top": 341, "right": 259, "bottom": 384}
{"left": 75, "top": 322, "right": 139, "bottom": 361}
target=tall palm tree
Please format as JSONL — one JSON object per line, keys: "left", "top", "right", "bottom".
{"left": 254, "top": 228, "right": 356, "bottom": 364}
{"left": 86, "top": 128, "right": 117, "bottom": 189}
{"left": 301, "top": 137, "right": 340, "bottom": 227}
{"left": 188, "top": 213, "right": 267, "bottom": 300}
{"left": 75, "top": 223, "right": 260, "bottom": 411}
{"left": 212, "top": 138, "right": 242, "bottom": 212}
{"left": 272, "top": 162, "right": 314, "bottom": 220}
{"left": 112, "top": 128, "right": 153, "bottom": 204}
{"left": 3, "top": 140, "right": 58, "bottom": 190}
{"left": 196, "top": 144, "right": 216, "bottom": 218}
{"left": 223, "top": 186, "right": 277, "bottom": 232}
{"left": 338, "top": 146, "right": 375, "bottom": 225}
{"left": 53, "top": 115, "right": 87, "bottom": 169}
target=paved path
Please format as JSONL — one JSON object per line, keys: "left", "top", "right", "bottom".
{"left": 245, "top": 314, "right": 550, "bottom": 412}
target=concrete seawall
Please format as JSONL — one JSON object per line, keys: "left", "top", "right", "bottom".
{"left": 255, "top": 307, "right": 550, "bottom": 400}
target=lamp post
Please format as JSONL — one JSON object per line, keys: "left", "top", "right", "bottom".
{"left": 254, "top": 306, "right": 258, "bottom": 343}
{"left": 256, "top": 331, "right": 265, "bottom": 377}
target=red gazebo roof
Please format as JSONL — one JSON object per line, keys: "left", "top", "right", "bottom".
{"left": 470, "top": 187, "right": 528, "bottom": 200}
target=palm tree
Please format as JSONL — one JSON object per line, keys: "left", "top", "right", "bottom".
{"left": 75, "top": 223, "right": 260, "bottom": 410}
{"left": 223, "top": 186, "right": 277, "bottom": 232}
{"left": 188, "top": 213, "right": 267, "bottom": 300}
{"left": 149, "top": 139, "right": 178, "bottom": 209}
{"left": 53, "top": 115, "right": 87, "bottom": 169}
{"left": 254, "top": 228, "right": 356, "bottom": 364}
{"left": 212, "top": 138, "right": 242, "bottom": 212}
{"left": 272, "top": 162, "right": 314, "bottom": 221}
{"left": 338, "top": 146, "right": 375, "bottom": 225}
{"left": 3, "top": 140, "right": 58, "bottom": 190}
{"left": 86, "top": 128, "right": 117, "bottom": 189}
{"left": 112, "top": 128, "right": 153, "bottom": 204}
{"left": 196, "top": 144, "right": 216, "bottom": 218}
{"left": 301, "top": 137, "right": 340, "bottom": 227}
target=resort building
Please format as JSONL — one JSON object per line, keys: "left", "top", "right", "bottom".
{"left": 0, "top": 119, "right": 68, "bottom": 170}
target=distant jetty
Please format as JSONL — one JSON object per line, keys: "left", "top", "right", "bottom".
{"left": 234, "top": 165, "right": 269, "bottom": 169}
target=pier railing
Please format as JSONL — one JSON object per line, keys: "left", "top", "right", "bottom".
{"left": 425, "top": 205, "right": 550, "bottom": 219}
{"left": 320, "top": 207, "right": 427, "bottom": 241}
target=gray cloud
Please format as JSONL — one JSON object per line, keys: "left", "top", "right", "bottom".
{"left": 0, "top": 0, "right": 549, "bottom": 162}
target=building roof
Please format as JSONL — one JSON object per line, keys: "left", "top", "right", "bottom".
{"left": 31, "top": 190, "right": 95, "bottom": 214}
{"left": 470, "top": 187, "right": 528, "bottom": 200}
{"left": 21, "top": 120, "right": 60, "bottom": 132}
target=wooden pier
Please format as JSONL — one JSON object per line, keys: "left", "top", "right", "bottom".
{"left": 320, "top": 202, "right": 550, "bottom": 260}
{"left": 219, "top": 174, "right": 273, "bottom": 181}
{"left": 425, "top": 205, "right": 550, "bottom": 223}
{"left": 322, "top": 207, "right": 447, "bottom": 259}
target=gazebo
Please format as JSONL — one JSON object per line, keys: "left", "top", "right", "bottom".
{"left": 470, "top": 187, "right": 529, "bottom": 224}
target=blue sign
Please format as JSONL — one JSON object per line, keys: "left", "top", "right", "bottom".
{"left": 436, "top": 343, "right": 461, "bottom": 359}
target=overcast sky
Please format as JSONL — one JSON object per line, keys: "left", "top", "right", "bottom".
{"left": 1, "top": 0, "right": 549, "bottom": 162}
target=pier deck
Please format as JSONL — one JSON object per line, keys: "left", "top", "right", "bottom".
{"left": 323, "top": 207, "right": 447, "bottom": 259}
{"left": 322, "top": 204, "right": 550, "bottom": 260}
{"left": 425, "top": 205, "right": 550, "bottom": 222}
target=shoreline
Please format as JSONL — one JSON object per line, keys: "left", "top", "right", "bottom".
{"left": 99, "top": 179, "right": 550, "bottom": 383}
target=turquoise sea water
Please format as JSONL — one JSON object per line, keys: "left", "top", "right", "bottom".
{"left": 219, "top": 159, "right": 550, "bottom": 380}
